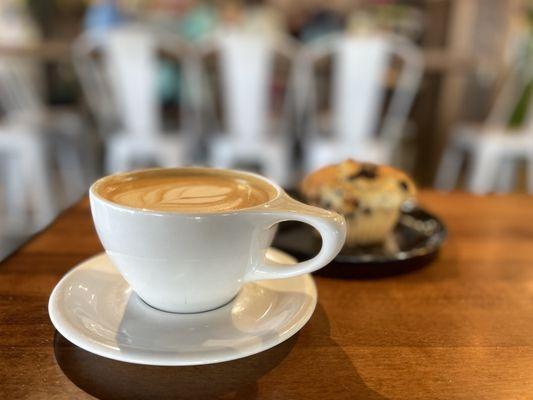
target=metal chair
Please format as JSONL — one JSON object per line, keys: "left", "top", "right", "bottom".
{"left": 298, "top": 33, "right": 423, "bottom": 173}
{"left": 0, "top": 56, "right": 93, "bottom": 233}
{"left": 200, "top": 28, "right": 296, "bottom": 186}
{"left": 0, "top": 121, "right": 56, "bottom": 233}
{"left": 435, "top": 60, "right": 533, "bottom": 194}
{"left": 72, "top": 24, "right": 201, "bottom": 174}
{"left": 0, "top": 57, "right": 93, "bottom": 191}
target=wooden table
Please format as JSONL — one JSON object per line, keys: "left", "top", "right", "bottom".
{"left": 2, "top": 192, "right": 533, "bottom": 399}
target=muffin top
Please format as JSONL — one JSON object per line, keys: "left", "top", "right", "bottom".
{"left": 300, "top": 159, "right": 416, "bottom": 214}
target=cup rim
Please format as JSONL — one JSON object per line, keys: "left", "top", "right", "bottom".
{"left": 89, "top": 166, "right": 284, "bottom": 216}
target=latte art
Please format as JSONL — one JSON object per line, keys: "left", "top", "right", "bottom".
{"left": 94, "top": 169, "right": 274, "bottom": 212}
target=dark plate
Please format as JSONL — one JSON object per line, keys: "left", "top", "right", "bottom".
{"left": 273, "top": 202, "right": 447, "bottom": 266}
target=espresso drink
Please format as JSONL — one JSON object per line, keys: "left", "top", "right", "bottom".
{"left": 93, "top": 168, "right": 275, "bottom": 212}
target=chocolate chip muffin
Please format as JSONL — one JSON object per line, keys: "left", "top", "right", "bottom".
{"left": 300, "top": 159, "right": 416, "bottom": 246}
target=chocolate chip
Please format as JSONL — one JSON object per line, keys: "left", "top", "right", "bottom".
{"left": 321, "top": 200, "right": 332, "bottom": 209}
{"left": 347, "top": 198, "right": 360, "bottom": 208}
{"left": 362, "top": 207, "right": 372, "bottom": 215}
{"left": 399, "top": 180, "right": 409, "bottom": 191}
{"left": 347, "top": 163, "right": 378, "bottom": 180}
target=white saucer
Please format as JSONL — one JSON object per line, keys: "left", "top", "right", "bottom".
{"left": 48, "top": 248, "right": 317, "bottom": 366}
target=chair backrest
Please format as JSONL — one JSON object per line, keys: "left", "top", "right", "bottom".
{"left": 486, "top": 56, "right": 533, "bottom": 132}
{"left": 301, "top": 33, "right": 423, "bottom": 143}
{"left": 332, "top": 36, "right": 390, "bottom": 142}
{"left": 72, "top": 34, "right": 118, "bottom": 136}
{"left": 0, "top": 57, "right": 43, "bottom": 119}
{"left": 73, "top": 25, "right": 197, "bottom": 139}
{"left": 105, "top": 26, "right": 161, "bottom": 136}
{"left": 203, "top": 29, "right": 294, "bottom": 142}
{"left": 72, "top": 24, "right": 199, "bottom": 138}
{"left": 0, "top": 1, "right": 44, "bottom": 120}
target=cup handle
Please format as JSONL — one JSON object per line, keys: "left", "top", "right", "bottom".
{"left": 244, "top": 194, "right": 346, "bottom": 282}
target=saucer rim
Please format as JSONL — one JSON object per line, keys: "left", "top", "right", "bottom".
{"left": 48, "top": 250, "right": 317, "bottom": 366}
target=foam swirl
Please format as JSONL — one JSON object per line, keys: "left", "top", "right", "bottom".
{"left": 96, "top": 172, "right": 272, "bottom": 212}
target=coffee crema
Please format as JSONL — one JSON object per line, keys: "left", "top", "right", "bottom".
{"left": 93, "top": 169, "right": 275, "bottom": 212}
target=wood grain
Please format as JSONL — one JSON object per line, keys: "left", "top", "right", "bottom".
{"left": 1, "top": 192, "right": 533, "bottom": 399}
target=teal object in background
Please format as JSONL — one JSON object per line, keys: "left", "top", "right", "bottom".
{"left": 158, "top": 4, "right": 215, "bottom": 105}
{"left": 179, "top": 4, "right": 216, "bottom": 42}
{"left": 159, "top": 60, "right": 181, "bottom": 105}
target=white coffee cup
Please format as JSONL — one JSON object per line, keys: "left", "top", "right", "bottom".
{"left": 90, "top": 167, "right": 346, "bottom": 313}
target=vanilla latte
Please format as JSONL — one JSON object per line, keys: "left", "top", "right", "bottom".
{"left": 93, "top": 168, "right": 276, "bottom": 212}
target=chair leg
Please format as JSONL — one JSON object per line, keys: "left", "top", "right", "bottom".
{"left": 79, "top": 132, "right": 99, "bottom": 185}
{"left": 303, "top": 145, "right": 328, "bottom": 174}
{"left": 209, "top": 144, "right": 234, "bottom": 169}
{"left": 263, "top": 150, "right": 291, "bottom": 187}
{"left": 56, "top": 140, "right": 88, "bottom": 206}
{"left": 4, "top": 155, "right": 30, "bottom": 234}
{"left": 25, "top": 139, "right": 57, "bottom": 230}
{"left": 495, "top": 159, "right": 516, "bottom": 193}
{"left": 527, "top": 154, "right": 533, "bottom": 194}
{"left": 158, "top": 146, "right": 184, "bottom": 168}
{"left": 106, "top": 141, "right": 131, "bottom": 174}
{"left": 434, "top": 145, "right": 464, "bottom": 190}
{"left": 467, "top": 142, "right": 500, "bottom": 194}
{"left": 305, "top": 142, "right": 350, "bottom": 174}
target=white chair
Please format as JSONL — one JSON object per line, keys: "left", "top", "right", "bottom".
{"left": 435, "top": 62, "right": 533, "bottom": 194}
{"left": 0, "top": 122, "right": 56, "bottom": 233}
{"left": 298, "top": 33, "right": 423, "bottom": 173}
{"left": 200, "top": 29, "right": 296, "bottom": 186}
{"left": 0, "top": 57, "right": 93, "bottom": 194}
{"left": 0, "top": 55, "right": 94, "bottom": 233}
{"left": 0, "top": 2, "right": 82, "bottom": 233}
{"left": 72, "top": 25, "right": 200, "bottom": 174}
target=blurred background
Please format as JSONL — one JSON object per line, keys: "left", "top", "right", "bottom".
{"left": 0, "top": 0, "right": 531, "bottom": 258}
